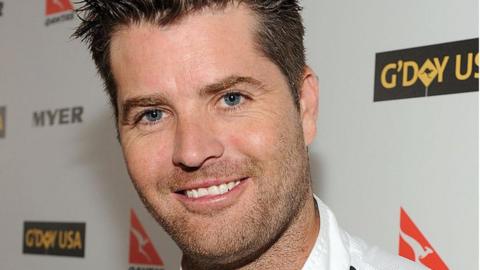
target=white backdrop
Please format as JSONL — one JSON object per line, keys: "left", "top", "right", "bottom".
{"left": 303, "top": 1, "right": 478, "bottom": 269}
{"left": 0, "top": 0, "right": 477, "bottom": 269}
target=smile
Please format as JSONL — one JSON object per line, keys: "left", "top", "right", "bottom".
{"left": 174, "top": 177, "right": 251, "bottom": 214}
{"left": 184, "top": 180, "right": 241, "bottom": 198}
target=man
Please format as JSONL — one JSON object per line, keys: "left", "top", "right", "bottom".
{"left": 74, "top": 1, "right": 425, "bottom": 269}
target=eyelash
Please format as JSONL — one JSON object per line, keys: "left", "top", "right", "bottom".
{"left": 134, "top": 109, "right": 164, "bottom": 126}
{"left": 219, "top": 91, "right": 249, "bottom": 111}
{"left": 131, "top": 91, "right": 249, "bottom": 127}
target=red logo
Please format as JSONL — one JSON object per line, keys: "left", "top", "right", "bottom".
{"left": 399, "top": 208, "right": 448, "bottom": 270}
{"left": 129, "top": 209, "right": 164, "bottom": 267}
{"left": 45, "top": 0, "right": 73, "bottom": 16}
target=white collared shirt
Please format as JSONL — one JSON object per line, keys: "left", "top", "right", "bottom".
{"left": 302, "top": 195, "right": 427, "bottom": 270}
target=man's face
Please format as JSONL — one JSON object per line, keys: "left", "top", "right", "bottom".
{"left": 110, "top": 5, "right": 317, "bottom": 265}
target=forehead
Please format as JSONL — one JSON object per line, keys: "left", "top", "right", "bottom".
{"left": 109, "top": 4, "right": 279, "bottom": 101}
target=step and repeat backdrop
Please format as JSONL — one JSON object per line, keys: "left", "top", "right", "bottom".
{"left": 0, "top": 0, "right": 478, "bottom": 269}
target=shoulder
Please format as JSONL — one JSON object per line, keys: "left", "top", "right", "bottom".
{"left": 346, "top": 233, "right": 428, "bottom": 270}
{"left": 311, "top": 195, "right": 427, "bottom": 270}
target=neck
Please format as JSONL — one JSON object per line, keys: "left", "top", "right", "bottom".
{"left": 182, "top": 192, "right": 320, "bottom": 270}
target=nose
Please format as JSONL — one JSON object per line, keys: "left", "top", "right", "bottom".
{"left": 172, "top": 116, "right": 224, "bottom": 170}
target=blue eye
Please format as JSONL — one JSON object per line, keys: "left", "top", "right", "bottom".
{"left": 223, "top": 93, "right": 242, "bottom": 106}
{"left": 144, "top": 109, "right": 163, "bottom": 122}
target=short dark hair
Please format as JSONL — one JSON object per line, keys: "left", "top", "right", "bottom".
{"left": 73, "top": 0, "right": 305, "bottom": 118}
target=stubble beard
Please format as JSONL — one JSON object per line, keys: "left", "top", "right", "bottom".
{"left": 131, "top": 121, "right": 311, "bottom": 269}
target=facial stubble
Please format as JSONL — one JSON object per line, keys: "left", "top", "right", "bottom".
{"left": 130, "top": 116, "right": 311, "bottom": 269}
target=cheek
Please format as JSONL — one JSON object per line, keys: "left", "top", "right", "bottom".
{"left": 231, "top": 130, "right": 265, "bottom": 147}
{"left": 122, "top": 136, "right": 172, "bottom": 186}
{"left": 228, "top": 121, "right": 279, "bottom": 161}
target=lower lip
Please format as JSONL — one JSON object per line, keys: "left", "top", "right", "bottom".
{"left": 173, "top": 178, "right": 250, "bottom": 214}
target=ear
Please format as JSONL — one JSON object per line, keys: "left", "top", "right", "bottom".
{"left": 298, "top": 66, "right": 319, "bottom": 146}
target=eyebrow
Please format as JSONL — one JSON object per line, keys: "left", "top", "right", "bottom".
{"left": 199, "top": 75, "right": 264, "bottom": 97}
{"left": 121, "top": 75, "right": 264, "bottom": 123}
{"left": 121, "top": 94, "right": 170, "bottom": 123}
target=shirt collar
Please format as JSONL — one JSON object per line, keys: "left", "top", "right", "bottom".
{"left": 301, "top": 194, "right": 351, "bottom": 270}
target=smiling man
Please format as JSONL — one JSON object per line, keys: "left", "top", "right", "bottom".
{"left": 74, "top": 1, "right": 425, "bottom": 269}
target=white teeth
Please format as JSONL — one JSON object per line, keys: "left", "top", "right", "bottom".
{"left": 185, "top": 180, "right": 241, "bottom": 198}
{"left": 208, "top": 186, "right": 220, "bottom": 195}
{"left": 197, "top": 188, "right": 208, "bottom": 197}
{"left": 219, "top": 183, "right": 228, "bottom": 194}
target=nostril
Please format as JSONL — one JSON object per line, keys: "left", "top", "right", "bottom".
{"left": 172, "top": 120, "right": 225, "bottom": 169}
{"left": 177, "top": 163, "right": 201, "bottom": 172}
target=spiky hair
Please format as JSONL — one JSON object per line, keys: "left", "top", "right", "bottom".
{"left": 73, "top": 0, "right": 305, "bottom": 118}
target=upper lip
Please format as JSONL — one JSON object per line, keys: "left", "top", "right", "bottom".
{"left": 174, "top": 176, "right": 248, "bottom": 193}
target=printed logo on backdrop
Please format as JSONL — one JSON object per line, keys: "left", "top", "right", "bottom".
{"left": 33, "top": 106, "right": 83, "bottom": 127}
{"left": 129, "top": 209, "right": 165, "bottom": 270}
{"left": 399, "top": 208, "right": 448, "bottom": 269}
{"left": 374, "top": 38, "right": 479, "bottom": 101}
{"left": 0, "top": 107, "right": 5, "bottom": 138}
{"left": 23, "top": 221, "right": 86, "bottom": 257}
{"left": 45, "top": 0, "right": 74, "bottom": 26}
